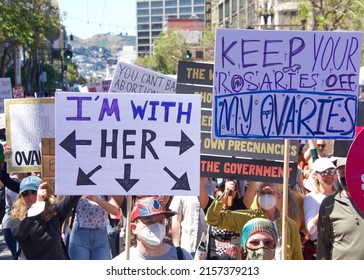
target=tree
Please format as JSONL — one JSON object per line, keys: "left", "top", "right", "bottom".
{"left": 135, "top": 29, "right": 189, "bottom": 74}
{"left": 299, "top": 0, "right": 364, "bottom": 31}
{"left": 199, "top": 29, "right": 215, "bottom": 62}
{"left": 0, "top": 0, "right": 62, "bottom": 88}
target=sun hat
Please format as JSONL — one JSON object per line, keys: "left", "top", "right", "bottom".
{"left": 311, "top": 157, "right": 336, "bottom": 173}
{"left": 241, "top": 218, "right": 277, "bottom": 248}
{"left": 131, "top": 196, "right": 175, "bottom": 222}
{"left": 19, "top": 176, "right": 42, "bottom": 194}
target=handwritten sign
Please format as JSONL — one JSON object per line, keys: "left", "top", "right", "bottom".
{"left": 213, "top": 29, "right": 362, "bottom": 139}
{"left": 5, "top": 98, "right": 55, "bottom": 172}
{"left": 0, "top": 78, "right": 12, "bottom": 113}
{"left": 55, "top": 92, "right": 201, "bottom": 195}
{"left": 109, "top": 62, "right": 176, "bottom": 94}
{"left": 177, "top": 61, "right": 298, "bottom": 183}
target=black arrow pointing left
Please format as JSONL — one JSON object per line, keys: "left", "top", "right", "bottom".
{"left": 60, "top": 130, "right": 92, "bottom": 159}
{"left": 77, "top": 165, "right": 102, "bottom": 185}
{"left": 165, "top": 130, "right": 194, "bottom": 155}
{"left": 163, "top": 167, "right": 191, "bottom": 191}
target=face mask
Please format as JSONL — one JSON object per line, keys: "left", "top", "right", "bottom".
{"left": 246, "top": 247, "right": 275, "bottom": 260}
{"left": 138, "top": 222, "right": 166, "bottom": 247}
{"left": 258, "top": 194, "right": 277, "bottom": 210}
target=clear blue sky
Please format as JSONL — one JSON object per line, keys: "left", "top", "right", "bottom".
{"left": 57, "top": 0, "right": 137, "bottom": 39}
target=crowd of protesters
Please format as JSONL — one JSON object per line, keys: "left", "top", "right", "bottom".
{"left": 1, "top": 139, "right": 363, "bottom": 260}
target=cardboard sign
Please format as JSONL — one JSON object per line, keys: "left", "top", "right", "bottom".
{"left": 213, "top": 29, "right": 362, "bottom": 140}
{"left": 5, "top": 98, "right": 55, "bottom": 172}
{"left": 55, "top": 92, "right": 201, "bottom": 195}
{"left": 346, "top": 128, "right": 364, "bottom": 212}
{"left": 0, "top": 78, "right": 12, "bottom": 113}
{"left": 109, "top": 62, "right": 176, "bottom": 94}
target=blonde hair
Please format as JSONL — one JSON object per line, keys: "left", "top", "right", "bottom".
{"left": 12, "top": 187, "right": 58, "bottom": 222}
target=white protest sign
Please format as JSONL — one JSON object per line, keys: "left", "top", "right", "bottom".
{"left": 5, "top": 98, "right": 55, "bottom": 172}
{"left": 55, "top": 92, "right": 201, "bottom": 196}
{"left": 0, "top": 78, "right": 12, "bottom": 113}
{"left": 109, "top": 62, "right": 176, "bottom": 94}
{"left": 213, "top": 29, "right": 362, "bottom": 140}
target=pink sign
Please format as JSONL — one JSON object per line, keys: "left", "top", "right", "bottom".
{"left": 346, "top": 128, "right": 364, "bottom": 212}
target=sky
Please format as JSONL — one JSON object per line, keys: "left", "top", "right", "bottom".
{"left": 57, "top": 0, "right": 137, "bottom": 39}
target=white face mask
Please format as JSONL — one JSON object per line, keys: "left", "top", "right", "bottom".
{"left": 138, "top": 222, "right": 166, "bottom": 247}
{"left": 258, "top": 194, "right": 277, "bottom": 210}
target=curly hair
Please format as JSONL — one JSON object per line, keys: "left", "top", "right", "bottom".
{"left": 11, "top": 192, "right": 58, "bottom": 222}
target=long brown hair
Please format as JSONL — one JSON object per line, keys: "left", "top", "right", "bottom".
{"left": 12, "top": 184, "right": 57, "bottom": 222}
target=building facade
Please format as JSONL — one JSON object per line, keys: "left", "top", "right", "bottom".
{"left": 136, "top": 0, "right": 205, "bottom": 57}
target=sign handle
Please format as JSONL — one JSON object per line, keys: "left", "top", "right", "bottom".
{"left": 124, "top": 195, "right": 133, "bottom": 260}
{"left": 281, "top": 139, "right": 290, "bottom": 260}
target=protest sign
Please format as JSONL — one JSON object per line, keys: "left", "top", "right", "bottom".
{"left": 109, "top": 62, "right": 176, "bottom": 94}
{"left": 5, "top": 98, "right": 55, "bottom": 172}
{"left": 0, "top": 78, "right": 12, "bottom": 113}
{"left": 213, "top": 29, "right": 362, "bottom": 140}
{"left": 177, "top": 61, "right": 298, "bottom": 183}
{"left": 55, "top": 92, "right": 201, "bottom": 195}
{"left": 346, "top": 128, "right": 364, "bottom": 212}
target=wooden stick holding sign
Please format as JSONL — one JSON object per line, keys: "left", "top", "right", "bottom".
{"left": 124, "top": 195, "right": 133, "bottom": 260}
{"left": 281, "top": 139, "right": 290, "bottom": 260}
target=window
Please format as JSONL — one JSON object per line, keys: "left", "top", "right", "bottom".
{"left": 165, "top": 7, "right": 177, "bottom": 14}
{"left": 151, "top": 1, "right": 163, "bottom": 7}
{"left": 138, "top": 39, "right": 150, "bottom": 44}
{"left": 137, "top": 2, "right": 149, "bottom": 8}
{"left": 194, "top": 6, "right": 204, "bottom": 13}
{"left": 196, "top": 50, "right": 204, "bottom": 59}
{"left": 138, "top": 31, "right": 149, "bottom": 37}
{"left": 151, "top": 8, "right": 163, "bottom": 15}
{"left": 151, "top": 16, "right": 163, "bottom": 22}
{"left": 138, "top": 24, "right": 150, "bottom": 30}
{"left": 180, "top": 0, "right": 191, "bottom": 5}
{"left": 180, "top": 7, "right": 191, "bottom": 14}
{"left": 137, "top": 9, "right": 149, "bottom": 16}
{"left": 137, "top": 17, "right": 149, "bottom": 23}
{"left": 165, "top": 0, "right": 177, "bottom": 6}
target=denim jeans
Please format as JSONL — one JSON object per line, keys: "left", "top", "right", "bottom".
{"left": 68, "top": 225, "right": 111, "bottom": 260}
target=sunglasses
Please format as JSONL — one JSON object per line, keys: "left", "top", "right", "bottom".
{"left": 247, "top": 238, "right": 276, "bottom": 250}
{"left": 317, "top": 169, "right": 336, "bottom": 176}
{"left": 21, "top": 190, "right": 37, "bottom": 197}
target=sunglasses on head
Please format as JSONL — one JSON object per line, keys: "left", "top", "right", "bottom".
{"left": 21, "top": 190, "right": 37, "bottom": 197}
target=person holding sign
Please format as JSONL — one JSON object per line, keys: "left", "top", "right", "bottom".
{"left": 114, "top": 196, "right": 192, "bottom": 260}
{"left": 205, "top": 182, "right": 303, "bottom": 260}
{"left": 240, "top": 218, "right": 277, "bottom": 260}
{"left": 303, "top": 157, "right": 336, "bottom": 259}
{"left": 317, "top": 158, "right": 364, "bottom": 259}
{"left": 9, "top": 176, "right": 80, "bottom": 259}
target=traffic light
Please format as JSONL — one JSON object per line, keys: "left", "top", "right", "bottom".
{"left": 63, "top": 49, "right": 73, "bottom": 61}
{"left": 185, "top": 50, "right": 192, "bottom": 60}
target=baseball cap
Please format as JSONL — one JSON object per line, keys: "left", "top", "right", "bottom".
{"left": 335, "top": 157, "right": 347, "bottom": 168}
{"left": 19, "top": 176, "right": 42, "bottom": 194}
{"left": 311, "top": 157, "right": 336, "bottom": 173}
{"left": 131, "top": 196, "right": 175, "bottom": 222}
{"left": 241, "top": 218, "right": 277, "bottom": 247}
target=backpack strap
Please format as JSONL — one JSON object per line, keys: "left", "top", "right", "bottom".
{"left": 176, "top": 246, "right": 184, "bottom": 260}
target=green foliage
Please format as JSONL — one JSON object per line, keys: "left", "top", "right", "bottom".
{"left": 0, "top": 0, "right": 62, "bottom": 77}
{"left": 135, "top": 29, "right": 188, "bottom": 75}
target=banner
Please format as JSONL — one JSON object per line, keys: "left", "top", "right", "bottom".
{"left": 5, "top": 98, "right": 55, "bottom": 172}
{"left": 109, "top": 62, "right": 176, "bottom": 94}
{"left": 55, "top": 92, "right": 201, "bottom": 195}
{"left": 0, "top": 78, "right": 12, "bottom": 113}
{"left": 213, "top": 29, "right": 362, "bottom": 140}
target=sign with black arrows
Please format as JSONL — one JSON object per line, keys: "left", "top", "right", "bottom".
{"left": 55, "top": 92, "right": 201, "bottom": 195}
